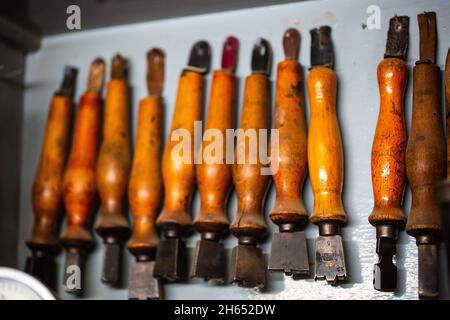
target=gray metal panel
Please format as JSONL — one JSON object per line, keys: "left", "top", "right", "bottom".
{"left": 18, "top": 0, "right": 450, "bottom": 299}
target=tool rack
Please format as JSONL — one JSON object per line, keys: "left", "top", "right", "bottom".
{"left": 1, "top": 0, "right": 450, "bottom": 299}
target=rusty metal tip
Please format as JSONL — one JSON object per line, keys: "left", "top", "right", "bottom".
{"left": 153, "top": 238, "right": 188, "bottom": 281}
{"left": 146, "top": 48, "right": 165, "bottom": 97}
{"left": 418, "top": 12, "right": 437, "bottom": 64}
{"left": 268, "top": 231, "right": 309, "bottom": 276}
{"left": 128, "top": 260, "right": 162, "bottom": 300}
{"left": 229, "top": 244, "right": 266, "bottom": 289}
{"left": 251, "top": 38, "right": 272, "bottom": 76}
{"left": 373, "top": 236, "right": 397, "bottom": 291}
{"left": 101, "top": 242, "right": 121, "bottom": 285}
{"left": 111, "top": 54, "right": 126, "bottom": 80}
{"left": 384, "top": 15, "right": 409, "bottom": 60}
{"left": 187, "top": 40, "right": 211, "bottom": 74}
{"left": 190, "top": 239, "right": 226, "bottom": 284}
{"left": 310, "top": 25, "right": 333, "bottom": 68}
{"left": 63, "top": 248, "right": 85, "bottom": 295}
{"left": 221, "top": 36, "right": 239, "bottom": 72}
{"left": 315, "top": 234, "right": 347, "bottom": 284}
{"left": 87, "top": 57, "right": 105, "bottom": 94}
{"left": 283, "top": 28, "right": 300, "bottom": 61}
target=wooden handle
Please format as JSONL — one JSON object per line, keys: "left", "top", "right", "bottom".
{"left": 406, "top": 63, "right": 446, "bottom": 236}
{"left": 270, "top": 60, "right": 308, "bottom": 225}
{"left": 27, "top": 95, "right": 72, "bottom": 249}
{"left": 307, "top": 66, "right": 346, "bottom": 225}
{"left": 194, "top": 70, "right": 235, "bottom": 233}
{"left": 230, "top": 74, "right": 271, "bottom": 239}
{"left": 369, "top": 58, "right": 407, "bottom": 227}
{"left": 128, "top": 97, "right": 163, "bottom": 254}
{"left": 95, "top": 80, "right": 131, "bottom": 238}
{"left": 156, "top": 70, "right": 203, "bottom": 231}
{"left": 60, "top": 94, "right": 101, "bottom": 248}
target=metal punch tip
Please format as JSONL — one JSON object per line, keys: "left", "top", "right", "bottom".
{"left": 129, "top": 258, "right": 162, "bottom": 300}
{"left": 154, "top": 237, "right": 188, "bottom": 281}
{"left": 191, "top": 238, "right": 226, "bottom": 284}
{"left": 63, "top": 248, "right": 85, "bottom": 295}
{"left": 229, "top": 243, "right": 266, "bottom": 290}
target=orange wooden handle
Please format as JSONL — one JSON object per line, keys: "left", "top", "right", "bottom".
{"left": 27, "top": 95, "right": 72, "bottom": 249}
{"left": 230, "top": 74, "right": 271, "bottom": 239}
{"left": 156, "top": 70, "right": 203, "bottom": 231}
{"left": 60, "top": 93, "right": 101, "bottom": 248}
{"left": 406, "top": 63, "right": 446, "bottom": 236}
{"left": 307, "top": 66, "right": 346, "bottom": 225}
{"left": 95, "top": 80, "right": 131, "bottom": 237}
{"left": 194, "top": 70, "right": 235, "bottom": 233}
{"left": 128, "top": 96, "right": 163, "bottom": 254}
{"left": 270, "top": 60, "right": 308, "bottom": 225}
{"left": 369, "top": 58, "right": 407, "bottom": 227}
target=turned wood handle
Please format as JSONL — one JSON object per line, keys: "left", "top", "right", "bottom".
{"left": 95, "top": 79, "right": 131, "bottom": 238}
{"left": 230, "top": 74, "right": 271, "bottom": 239}
{"left": 369, "top": 58, "right": 407, "bottom": 227}
{"left": 307, "top": 66, "right": 346, "bottom": 225}
{"left": 269, "top": 60, "right": 308, "bottom": 225}
{"left": 128, "top": 97, "right": 163, "bottom": 254}
{"left": 406, "top": 63, "right": 446, "bottom": 237}
{"left": 194, "top": 70, "right": 236, "bottom": 233}
{"left": 27, "top": 95, "right": 72, "bottom": 250}
{"left": 60, "top": 94, "right": 101, "bottom": 248}
{"left": 156, "top": 70, "right": 203, "bottom": 231}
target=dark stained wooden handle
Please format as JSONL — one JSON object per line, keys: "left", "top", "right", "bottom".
{"left": 60, "top": 94, "right": 101, "bottom": 249}
{"left": 406, "top": 62, "right": 446, "bottom": 237}
{"left": 128, "top": 96, "right": 163, "bottom": 254}
{"left": 27, "top": 95, "right": 72, "bottom": 250}
{"left": 194, "top": 70, "right": 236, "bottom": 233}
{"left": 95, "top": 79, "right": 131, "bottom": 239}
{"left": 307, "top": 66, "right": 346, "bottom": 225}
{"left": 230, "top": 73, "right": 271, "bottom": 239}
{"left": 270, "top": 60, "right": 308, "bottom": 225}
{"left": 369, "top": 58, "right": 407, "bottom": 227}
{"left": 156, "top": 70, "right": 203, "bottom": 232}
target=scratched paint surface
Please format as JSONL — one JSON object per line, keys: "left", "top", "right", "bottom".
{"left": 19, "top": 0, "right": 450, "bottom": 299}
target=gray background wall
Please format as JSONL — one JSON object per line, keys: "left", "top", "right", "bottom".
{"left": 18, "top": 0, "right": 450, "bottom": 299}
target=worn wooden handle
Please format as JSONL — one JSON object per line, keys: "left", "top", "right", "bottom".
{"left": 369, "top": 58, "right": 407, "bottom": 227}
{"left": 27, "top": 95, "right": 72, "bottom": 250}
{"left": 270, "top": 60, "right": 308, "bottom": 225}
{"left": 307, "top": 66, "right": 346, "bottom": 225}
{"left": 230, "top": 74, "right": 271, "bottom": 239}
{"left": 60, "top": 94, "right": 101, "bottom": 248}
{"left": 194, "top": 70, "right": 235, "bottom": 233}
{"left": 156, "top": 70, "right": 203, "bottom": 231}
{"left": 95, "top": 80, "right": 131, "bottom": 238}
{"left": 406, "top": 63, "right": 446, "bottom": 236}
{"left": 128, "top": 96, "right": 163, "bottom": 254}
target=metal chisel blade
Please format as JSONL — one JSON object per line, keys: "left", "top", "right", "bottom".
{"left": 315, "top": 234, "right": 347, "bottom": 284}
{"left": 384, "top": 15, "right": 409, "bottom": 60}
{"left": 153, "top": 238, "right": 188, "bottom": 281}
{"left": 373, "top": 237, "right": 397, "bottom": 291}
{"left": 190, "top": 239, "right": 226, "bottom": 284}
{"left": 128, "top": 260, "right": 162, "bottom": 300}
{"left": 268, "top": 231, "right": 309, "bottom": 276}
{"left": 229, "top": 244, "right": 266, "bottom": 290}
{"left": 418, "top": 243, "right": 439, "bottom": 299}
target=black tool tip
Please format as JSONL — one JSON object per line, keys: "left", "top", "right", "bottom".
{"left": 384, "top": 15, "right": 409, "bottom": 60}
{"left": 55, "top": 66, "right": 78, "bottom": 98}
{"left": 128, "top": 259, "right": 162, "bottom": 300}
{"left": 25, "top": 250, "right": 57, "bottom": 289}
{"left": 251, "top": 38, "right": 272, "bottom": 76}
{"left": 268, "top": 231, "right": 309, "bottom": 276}
{"left": 101, "top": 241, "right": 122, "bottom": 285}
{"left": 187, "top": 40, "right": 211, "bottom": 74}
{"left": 417, "top": 237, "right": 439, "bottom": 300}
{"left": 154, "top": 238, "right": 188, "bottom": 282}
{"left": 373, "top": 236, "right": 397, "bottom": 291}
{"left": 310, "top": 26, "right": 333, "bottom": 68}
{"left": 283, "top": 28, "right": 301, "bottom": 61}
{"left": 191, "top": 239, "right": 226, "bottom": 284}
{"left": 229, "top": 244, "right": 266, "bottom": 290}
